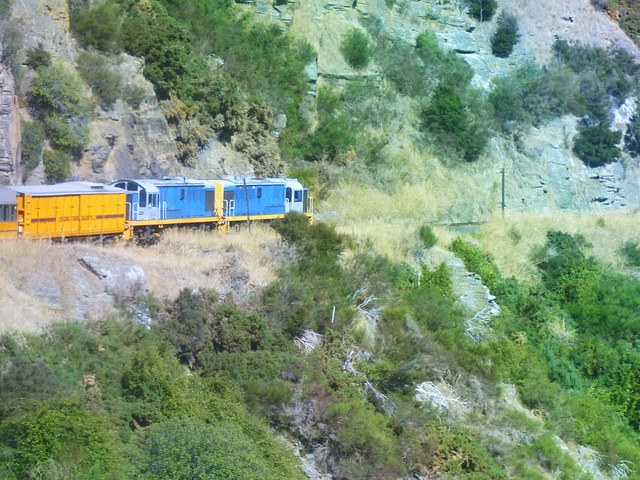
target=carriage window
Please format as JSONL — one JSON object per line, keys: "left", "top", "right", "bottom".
{"left": 0, "top": 206, "right": 5, "bottom": 221}
{"left": 294, "top": 190, "right": 303, "bottom": 202}
{"left": 10, "top": 205, "right": 16, "bottom": 221}
{"left": 139, "top": 190, "right": 147, "bottom": 207}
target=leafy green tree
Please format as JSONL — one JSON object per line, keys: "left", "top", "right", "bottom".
{"left": 29, "top": 63, "right": 92, "bottom": 150}
{"left": 20, "top": 120, "right": 45, "bottom": 181}
{"left": 624, "top": 114, "right": 640, "bottom": 157}
{"left": 70, "top": 1, "right": 123, "bottom": 53}
{"left": 572, "top": 122, "right": 621, "bottom": 167}
{"left": 423, "top": 84, "right": 468, "bottom": 135}
{"left": 122, "top": 1, "right": 192, "bottom": 97}
{"left": 467, "top": 0, "right": 497, "bottom": 21}
{"left": 43, "top": 149, "right": 71, "bottom": 184}
{"left": 77, "top": 52, "right": 121, "bottom": 109}
{"left": 340, "top": 28, "right": 374, "bottom": 70}
{"left": 491, "top": 13, "right": 520, "bottom": 58}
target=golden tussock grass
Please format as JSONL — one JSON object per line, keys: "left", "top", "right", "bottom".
{"left": 0, "top": 240, "right": 73, "bottom": 333}
{"left": 109, "top": 223, "right": 283, "bottom": 300}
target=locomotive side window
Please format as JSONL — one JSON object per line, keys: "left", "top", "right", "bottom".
{"left": 257, "top": 187, "right": 262, "bottom": 198}
{"left": 139, "top": 190, "right": 147, "bottom": 207}
{"left": 286, "top": 187, "right": 292, "bottom": 202}
{"left": 294, "top": 190, "right": 303, "bottom": 202}
{"left": 152, "top": 194, "right": 158, "bottom": 207}
{"left": 180, "top": 189, "right": 185, "bottom": 200}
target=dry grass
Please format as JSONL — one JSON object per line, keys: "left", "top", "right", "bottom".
{"left": 0, "top": 240, "right": 75, "bottom": 333}
{"left": 109, "top": 223, "right": 285, "bottom": 301}
{"left": 472, "top": 210, "right": 640, "bottom": 282}
{"left": 332, "top": 207, "right": 640, "bottom": 284}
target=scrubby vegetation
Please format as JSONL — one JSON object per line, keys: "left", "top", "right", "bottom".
{"left": 5, "top": 217, "right": 640, "bottom": 478}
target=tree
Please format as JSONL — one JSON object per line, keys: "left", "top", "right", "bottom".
{"left": 624, "top": 114, "right": 640, "bottom": 157}
{"left": 467, "top": 0, "right": 498, "bottom": 22}
{"left": 572, "top": 122, "right": 621, "bottom": 167}
{"left": 491, "top": 13, "right": 520, "bottom": 58}
{"left": 340, "top": 28, "right": 373, "bottom": 70}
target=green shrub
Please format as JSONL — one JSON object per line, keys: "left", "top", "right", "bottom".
{"left": 572, "top": 122, "right": 621, "bottom": 167}
{"left": 122, "top": 1, "right": 192, "bottom": 97}
{"left": 77, "top": 52, "right": 121, "bottom": 109}
{"left": 70, "top": 1, "right": 123, "bottom": 53}
{"left": 132, "top": 417, "right": 302, "bottom": 480}
{"left": 416, "top": 29, "right": 442, "bottom": 63}
{"left": 624, "top": 114, "right": 640, "bottom": 157}
{"left": 621, "top": 240, "right": 640, "bottom": 266}
{"left": 20, "top": 120, "right": 45, "bottom": 181}
{"left": 467, "top": 0, "right": 497, "bottom": 21}
{"left": 418, "top": 224, "right": 438, "bottom": 249}
{"left": 43, "top": 149, "right": 71, "bottom": 183}
{"left": 1, "top": 24, "right": 22, "bottom": 79}
{"left": 0, "top": 0, "right": 11, "bottom": 20}
{"left": 340, "top": 28, "right": 374, "bottom": 70}
{"left": 29, "top": 63, "right": 92, "bottom": 150}
{"left": 25, "top": 43, "right": 51, "bottom": 70}
{"left": 491, "top": 13, "right": 520, "bottom": 58}
{"left": 2, "top": 400, "right": 121, "bottom": 478}
{"left": 449, "top": 237, "right": 500, "bottom": 291}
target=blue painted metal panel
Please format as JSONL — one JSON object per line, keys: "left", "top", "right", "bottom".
{"left": 231, "top": 178, "right": 286, "bottom": 217}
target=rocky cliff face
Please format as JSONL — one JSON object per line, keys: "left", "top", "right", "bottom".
{"left": 244, "top": 0, "right": 640, "bottom": 218}
{"left": 2, "top": 0, "right": 640, "bottom": 217}
{"left": 0, "top": 66, "right": 20, "bottom": 185}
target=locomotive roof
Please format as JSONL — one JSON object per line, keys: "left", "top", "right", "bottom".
{"left": 0, "top": 186, "right": 17, "bottom": 205}
{"left": 113, "top": 178, "right": 217, "bottom": 188}
{"left": 9, "top": 182, "right": 125, "bottom": 197}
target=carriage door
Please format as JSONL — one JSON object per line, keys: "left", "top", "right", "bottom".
{"left": 285, "top": 187, "right": 292, "bottom": 212}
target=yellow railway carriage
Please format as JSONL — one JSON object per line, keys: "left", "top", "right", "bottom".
{"left": 0, "top": 187, "right": 18, "bottom": 239}
{"left": 10, "top": 182, "right": 127, "bottom": 240}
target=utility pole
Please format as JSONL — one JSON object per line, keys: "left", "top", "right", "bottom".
{"left": 498, "top": 167, "right": 505, "bottom": 216}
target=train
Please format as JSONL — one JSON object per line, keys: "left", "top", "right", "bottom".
{"left": 0, "top": 176, "right": 312, "bottom": 241}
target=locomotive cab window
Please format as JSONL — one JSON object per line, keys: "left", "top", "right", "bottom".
{"left": 286, "top": 187, "right": 292, "bottom": 202}
{"left": 294, "top": 190, "right": 303, "bottom": 202}
{"left": 139, "top": 190, "right": 147, "bottom": 207}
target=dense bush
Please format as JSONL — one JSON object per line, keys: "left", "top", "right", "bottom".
{"left": 20, "top": 120, "right": 44, "bottom": 181}
{"left": 621, "top": 240, "right": 640, "bottom": 266}
{"left": 70, "top": 1, "right": 123, "bottom": 53}
{"left": 77, "top": 52, "right": 121, "bottom": 109}
{"left": 340, "top": 28, "right": 374, "bottom": 70}
{"left": 572, "top": 122, "right": 621, "bottom": 167}
{"left": 624, "top": 114, "right": 640, "bottom": 157}
{"left": 29, "top": 62, "right": 92, "bottom": 151}
{"left": 122, "top": 1, "right": 192, "bottom": 98}
{"left": 25, "top": 43, "right": 51, "bottom": 70}
{"left": 491, "top": 13, "right": 520, "bottom": 58}
{"left": 43, "top": 149, "right": 71, "bottom": 183}
{"left": 422, "top": 84, "right": 490, "bottom": 161}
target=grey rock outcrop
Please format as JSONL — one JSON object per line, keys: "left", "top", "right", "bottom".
{"left": 76, "top": 54, "right": 180, "bottom": 183}
{"left": 0, "top": 66, "right": 20, "bottom": 185}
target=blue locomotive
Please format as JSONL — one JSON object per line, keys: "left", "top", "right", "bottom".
{"left": 109, "top": 176, "right": 312, "bottom": 239}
